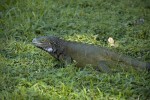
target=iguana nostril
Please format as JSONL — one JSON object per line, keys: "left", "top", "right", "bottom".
{"left": 32, "top": 38, "right": 37, "bottom": 43}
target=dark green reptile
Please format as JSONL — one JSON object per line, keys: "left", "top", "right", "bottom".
{"left": 32, "top": 36, "right": 150, "bottom": 72}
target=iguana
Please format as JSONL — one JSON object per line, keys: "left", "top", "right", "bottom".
{"left": 32, "top": 36, "right": 150, "bottom": 72}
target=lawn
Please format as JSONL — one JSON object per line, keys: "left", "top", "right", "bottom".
{"left": 0, "top": 0, "right": 150, "bottom": 99}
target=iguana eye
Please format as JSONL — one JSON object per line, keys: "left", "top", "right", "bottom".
{"left": 41, "top": 39, "right": 46, "bottom": 42}
{"left": 41, "top": 40, "right": 45, "bottom": 42}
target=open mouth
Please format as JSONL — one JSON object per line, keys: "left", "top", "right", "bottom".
{"left": 32, "top": 38, "right": 43, "bottom": 46}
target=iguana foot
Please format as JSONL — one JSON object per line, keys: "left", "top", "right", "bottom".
{"left": 97, "top": 61, "right": 111, "bottom": 73}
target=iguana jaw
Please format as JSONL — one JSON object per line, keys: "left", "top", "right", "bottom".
{"left": 32, "top": 37, "right": 53, "bottom": 52}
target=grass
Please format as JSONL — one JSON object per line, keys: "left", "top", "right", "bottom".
{"left": 0, "top": 0, "right": 150, "bottom": 99}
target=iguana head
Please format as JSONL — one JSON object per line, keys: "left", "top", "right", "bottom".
{"left": 32, "top": 36, "right": 60, "bottom": 53}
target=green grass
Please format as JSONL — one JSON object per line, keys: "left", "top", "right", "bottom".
{"left": 0, "top": 0, "right": 150, "bottom": 99}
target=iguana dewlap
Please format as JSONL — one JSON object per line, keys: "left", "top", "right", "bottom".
{"left": 32, "top": 36, "right": 150, "bottom": 72}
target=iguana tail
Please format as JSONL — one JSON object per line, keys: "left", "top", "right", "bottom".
{"left": 106, "top": 50, "right": 150, "bottom": 70}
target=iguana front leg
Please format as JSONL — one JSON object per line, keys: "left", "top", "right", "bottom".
{"left": 59, "top": 54, "right": 72, "bottom": 65}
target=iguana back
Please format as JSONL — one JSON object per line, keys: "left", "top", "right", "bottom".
{"left": 64, "top": 41, "right": 149, "bottom": 69}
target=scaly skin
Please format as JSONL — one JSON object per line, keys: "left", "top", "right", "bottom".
{"left": 32, "top": 36, "right": 150, "bottom": 72}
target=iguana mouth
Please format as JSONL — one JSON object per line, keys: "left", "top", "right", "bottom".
{"left": 32, "top": 37, "right": 53, "bottom": 52}
{"left": 32, "top": 38, "right": 43, "bottom": 46}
